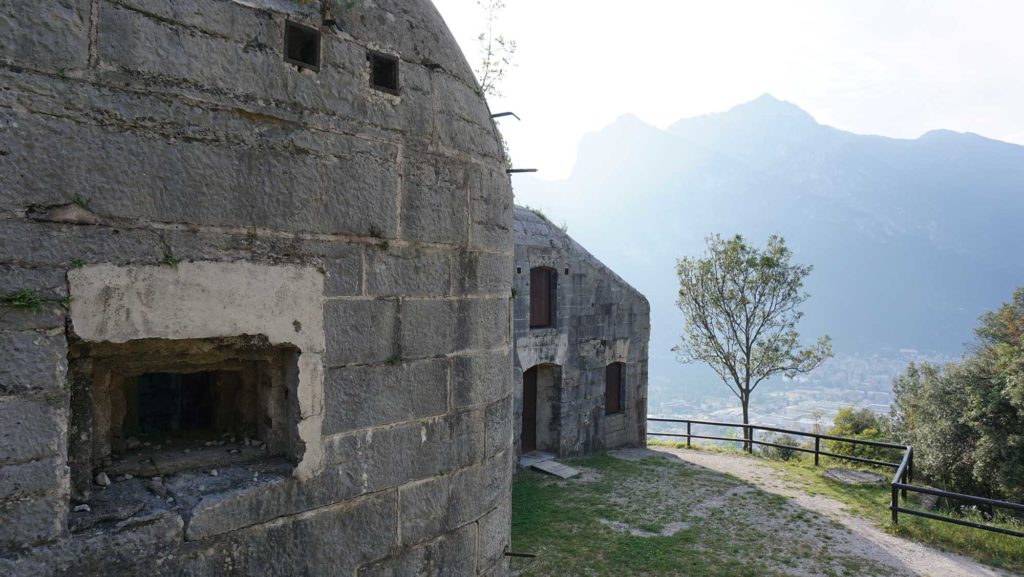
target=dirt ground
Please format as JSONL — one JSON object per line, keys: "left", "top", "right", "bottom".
{"left": 613, "top": 447, "right": 1013, "bottom": 577}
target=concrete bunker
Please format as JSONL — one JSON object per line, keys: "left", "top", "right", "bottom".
{"left": 0, "top": 0, "right": 515, "bottom": 573}
{"left": 513, "top": 207, "right": 651, "bottom": 459}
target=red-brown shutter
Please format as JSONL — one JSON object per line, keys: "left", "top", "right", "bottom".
{"left": 530, "top": 268, "right": 552, "bottom": 328}
{"left": 605, "top": 363, "right": 623, "bottom": 414}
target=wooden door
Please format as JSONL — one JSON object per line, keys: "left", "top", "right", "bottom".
{"left": 529, "top": 268, "right": 552, "bottom": 328}
{"left": 522, "top": 367, "right": 538, "bottom": 453}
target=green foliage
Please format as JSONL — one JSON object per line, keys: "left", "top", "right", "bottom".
{"left": 1, "top": 289, "right": 44, "bottom": 311}
{"left": 825, "top": 407, "right": 897, "bottom": 463}
{"left": 674, "top": 234, "right": 832, "bottom": 429}
{"left": 161, "top": 251, "right": 180, "bottom": 268}
{"left": 1, "top": 289, "right": 68, "bottom": 312}
{"left": 892, "top": 287, "right": 1024, "bottom": 502}
{"left": 474, "top": 0, "right": 516, "bottom": 98}
{"left": 72, "top": 193, "right": 91, "bottom": 210}
{"left": 69, "top": 259, "right": 85, "bottom": 269}
{"left": 758, "top": 433, "right": 801, "bottom": 461}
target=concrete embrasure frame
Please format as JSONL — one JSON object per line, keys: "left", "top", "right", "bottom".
{"left": 67, "top": 261, "right": 326, "bottom": 479}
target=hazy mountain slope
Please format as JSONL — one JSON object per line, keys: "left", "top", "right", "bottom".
{"left": 512, "top": 95, "right": 1024, "bottom": 397}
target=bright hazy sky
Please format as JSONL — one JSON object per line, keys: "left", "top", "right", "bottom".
{"left": 432, "top": 0, "right": 1024, "bottom": 179}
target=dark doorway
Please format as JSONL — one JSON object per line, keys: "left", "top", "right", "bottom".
{"left": 522, "top": 367, "right": 538, "bottom": 453}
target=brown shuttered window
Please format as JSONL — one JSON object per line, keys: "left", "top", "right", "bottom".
{"left": 529, "top": 267, "right": 554, "bottom": 328}
{"left": 605, "top": 363, "right": 624, "bottom": 414}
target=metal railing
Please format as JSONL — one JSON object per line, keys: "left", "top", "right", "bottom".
{"left": 647, "top": 417, "right": 1024, "bottom": 538}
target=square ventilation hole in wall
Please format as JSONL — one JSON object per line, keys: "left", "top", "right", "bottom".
{"left": 284, "top": 21, "right": 321, "bottom": 71}
{"left": 368, "top": 51, "right": 400, "bottom": 94}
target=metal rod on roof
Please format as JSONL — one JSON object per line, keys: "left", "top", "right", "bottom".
{"left": 491, "top": 112, "right": 521, "bottom": 120}
{"left": 506, "top": 169, "right": 538, "bottom": 174}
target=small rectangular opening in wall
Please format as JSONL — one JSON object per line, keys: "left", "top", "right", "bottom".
{"left": 68, "top": 337, "right": 301, "bottom": 497}
{"left": 368, "top": 51, "right": 400, "bottom": 94}
{"left": 284, "top": 21, "right": 321, "bottom": 71}
{"left": 136, "top": 372, "right": 216, "bottom": 434}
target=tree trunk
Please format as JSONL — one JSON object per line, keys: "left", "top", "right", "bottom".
{"left": 741, "top": 393, "right": 751, "bottom": 452}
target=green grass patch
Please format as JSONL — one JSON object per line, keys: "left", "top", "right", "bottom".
{"left": 747, "top": 450, "right": 1024, "bottom": 573}
{"left": 511, "top": 454, "right": 894, "bottom": 576}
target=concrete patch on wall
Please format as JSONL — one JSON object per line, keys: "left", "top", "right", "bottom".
{"left": 69, "top": 261, "right": 326, "bottom": 478}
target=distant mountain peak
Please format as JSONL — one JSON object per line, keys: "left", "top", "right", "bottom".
{"left": 723, "top": 93, "right": 819, "bottom": 125}
{"left": 669, "top": 94, "right": 819, "bottom": 137}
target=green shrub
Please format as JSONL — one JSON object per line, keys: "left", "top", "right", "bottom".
{"left": 759, "top": 434, "right": 802, "bottom": 461}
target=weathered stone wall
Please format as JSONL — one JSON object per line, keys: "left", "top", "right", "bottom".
{"left": 0, "top": 1, "right": 514, "bottom": 575}
{"left": 511, "top": 207, "right": 650, "bottom": 458}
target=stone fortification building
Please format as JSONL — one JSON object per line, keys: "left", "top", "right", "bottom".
{"left": 511, "top": 207, "right": 650, "bottom": 459}
{"left": 0, "top": 1, "right": 514, "bottom": 575}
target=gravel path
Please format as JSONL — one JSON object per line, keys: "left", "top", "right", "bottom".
{"left": 615, "top": 447, "right": 1013, "bottom": 577}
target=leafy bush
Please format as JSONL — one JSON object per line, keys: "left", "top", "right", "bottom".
{"left": 825, "top": 407, "right": 897, "bottom": 464}
{"left": 759, "top": 434, "right": 802, "bottom": 461}
{"left": 892, "top": 288, "right": 1024, "bottom": 502}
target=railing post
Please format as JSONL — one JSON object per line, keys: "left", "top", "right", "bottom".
{"left": 746, "top": 425, "right": 753, "bottom": 454}
{"left": 686, "top": 421, "right": 691, "bottom": 448}
{"left": 814, "top": 436, "right": 820, "bottom": 467}
{"left": 891, "top": 483, "right": 899, "bottom": 525}
{"left": 908, "top": 448, "right": 913, "bottom": 484}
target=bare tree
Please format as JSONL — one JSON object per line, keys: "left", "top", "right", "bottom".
{"left": 674, "top": 234, "right": 832, "bottom": 448}
{"left": 474, "top": 0, "right": 516, "bottom": 97}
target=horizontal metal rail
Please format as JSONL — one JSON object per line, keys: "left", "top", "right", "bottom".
{"left": 648, "top": 417, "right": 1023, "bottom": 538}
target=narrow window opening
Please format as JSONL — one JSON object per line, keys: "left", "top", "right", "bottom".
{"left": 529, "top": 267, "right": 556, "bottom": 328}
{"left": 284, "top": 21, "right": 321, "bottom": 71}
{"left": 605, "top": 362, "right": 624, "bottom": 414}
{"left": 368, "top": 51, "right": 400, "bottom": 94}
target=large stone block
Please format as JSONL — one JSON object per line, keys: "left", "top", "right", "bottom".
{"left": 110, "top": 0, "right": 279, "bottom": 45}
{"left": 0, "top": 266, "right": 67, "bottom": 331}
{"left": 484, "top": 397, "right": 513, "bottom": 459}
{"left": 0, "top": 457, "right": 64, "bottom": 502}
{"left": 185, "top": 466, "right": 363, "bottom": 540}
{"left": 0, "top": 221, "right": 163, "bottom": 267}
{"left": 470, "top": 167, "right": 514, "bottom": 252}
{"left": 365, "top": 246, "right": 451, "bottom": 297}
{"left": 0, "top": 397, "right": 65, "bottom": 465}
{"left": 0, "top": 0, "right": 90, "bottom": 72}
{"left": 0, "top": 510, "right": 184, "bottom": 576}
{"left": 400, "top": 297, "right": 509, "bottom": 359}
{"left": 325, "top": 298, "right": 398, "bottom": 366}
{"left": 458, "top": 250, "right": 513, "bottom": 296}
{"left": 449, "top": 450, "right": 512, "bottom": 528}
{"left": 477, "top": 501, "right": 511, "bottom": 574}
{"left": 0, "top": 332, "right": 67, "bottom": 395}
{"left": 359, "top": 519, "right": 477, "bottom": 577}
{"left": 189, "top": 491, "right": 397, "bottom": 576}
{"left": 323, "top": 243, "right": 364, "bottom": 297}
{"left": 433, "top": 74, "right": 502, "bottom": 159}
{"left": 323, "top": 358, "right": 449, "bottom": 434}
{"left": 0, "top": 494, "right": 65, "bottom": 550}
{"left": 398, "top": 476, "right": 449, "bottom": 546}
{"left": 452, "top": 349, "right": 512, "bottom": 410}
{"left": 323, "top": 411, "right": 482, "bottom": 496}
{"left": 400, "top": 150, "right": 472, "bottom": 245}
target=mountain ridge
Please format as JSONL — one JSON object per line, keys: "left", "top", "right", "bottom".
{"left": 512, "top": 95, "right": 1024, "bottom": 397}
